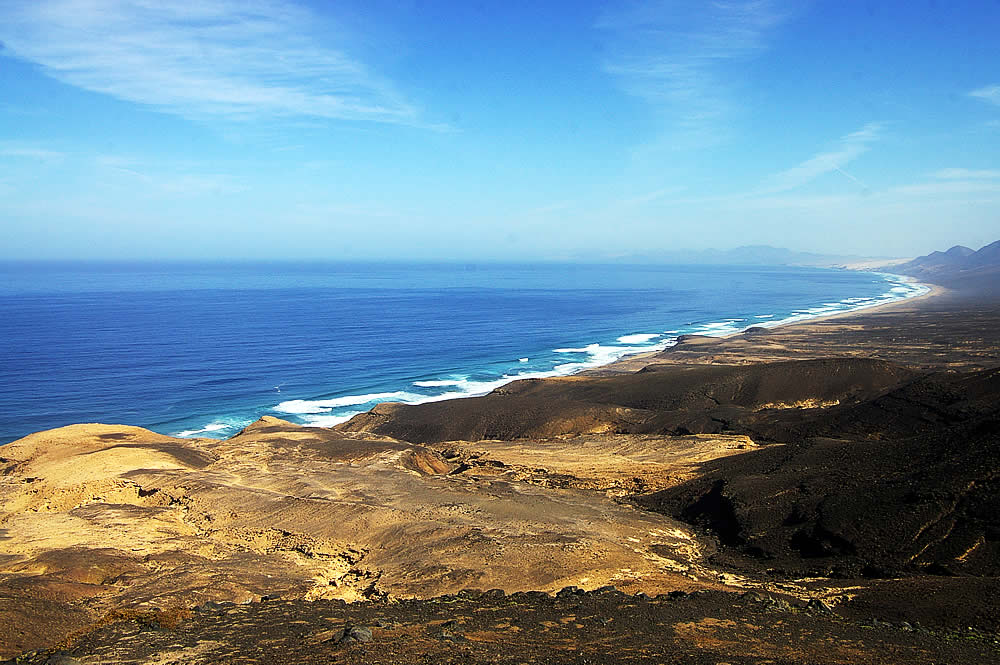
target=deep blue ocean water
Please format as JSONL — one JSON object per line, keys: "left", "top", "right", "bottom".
{"left": 0, "top": 262, "right": 927, "bottom": 444}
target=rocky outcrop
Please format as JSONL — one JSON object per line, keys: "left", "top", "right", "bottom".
{"left": 338, "top": 358, "right": 917, "bottom": 443}
{"left": 637, "top": 367, "right": 1000, "bottom": 579}
{"left": 11, "top": 589, "right": 1000, "bottom": 665}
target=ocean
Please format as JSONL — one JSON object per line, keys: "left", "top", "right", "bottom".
{"left": 0, "top": 262, "right": 927, "bottom": 444}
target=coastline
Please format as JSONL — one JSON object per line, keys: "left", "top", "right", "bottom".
{"left": 0, "top": 266, "right": 930, "bottom": 443}
{"left": 204, "top": 270, "right": 935, "bottom": 432}
{"left": 752, "top": 277, "right": 943, "bottom": 327}
{"left": 3, "top": 263, "right": 999, "bottom": 662}
{"left": 283, "top": 271, "right": 934, "bottom": 425}
{"left": 588, "top": 273, "right": 940, "bottom": 375}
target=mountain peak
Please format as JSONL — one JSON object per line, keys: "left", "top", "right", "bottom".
{"left": 895, "top": 240, "right": 1000, "bottom": 297}
{"left": 944, "top": 245, "right": 975, "bottom": 257}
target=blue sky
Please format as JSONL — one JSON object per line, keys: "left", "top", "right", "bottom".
{"left": 1, "top": 0, "right": 998, "bottom": 261}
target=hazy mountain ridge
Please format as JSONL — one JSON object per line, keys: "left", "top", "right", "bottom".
{"left": 894, "top": 240, "right": 1000, "bottom": 295}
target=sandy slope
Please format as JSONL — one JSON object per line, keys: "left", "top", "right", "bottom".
{"left": 0, "top": 418, "right": 761, "bottom": 657}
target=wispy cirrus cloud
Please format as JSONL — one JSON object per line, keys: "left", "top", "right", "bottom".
{"left": 597, "top": 1, "right": 792, "bottom": 145}
{"left": 617, "top": 186, "right": 686, "bottom": 207}
{"left": 523, "top": 201, "right": 574, "bottom": 216}
{"left": 871, "top": 167, "right": 1000, "bottom": 199}
{"left": 0, "top": 0, "right": 423, "bottom": 126}
{"left": 0, "top": 143, "right": 65, "bottom": 162}
{"left": 970, "top": 84, "right": 1000, "bottom": 107}
{"left": 890, "top": 180, "right": 1000, "bottom": 197}
{"left": 756, "top": 122, "right": 882, "bottom": 194}
{"left": 292, "top": 200, "right": 404, "bottom": 220}
{"left": 933, "top": 168, "right": 1000, "bottom": 180}
{"left": 90, "top": 155, "right": 247, "bottom": 195}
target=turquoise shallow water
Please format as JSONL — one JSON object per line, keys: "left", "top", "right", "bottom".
{"left": 0, "top": 262, "right": 926, "bottom": 444}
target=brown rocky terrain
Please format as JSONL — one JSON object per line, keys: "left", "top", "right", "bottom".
{"left": 338, "top": 357, "right": 921, "bottom": 442}
{"left": 2, "top": 419, "right": 762, "bottom": 659}
{"left": 12, "top": 589, "right": 1000, "bottom": 665}
{"left": 596, "top": 295, "right": 1000, "bottom": 372}
{"left": 3, "top": 272, "right": 1000, "bottom": 663}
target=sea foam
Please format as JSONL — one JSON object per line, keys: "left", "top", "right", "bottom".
{"left": 175, "top": 422, "right": 230, "bottom": 437}
{"left": 617, "top": 333, "right": 661, "bottom": 344}
{"left": 278, "top": 337, "right": 677, "bottom": 429}
{"left": 275, "top": 391, "right": 420, "bottom": 414}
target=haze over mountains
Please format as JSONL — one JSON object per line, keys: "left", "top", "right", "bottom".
{"left": 894, "top": 240, "right": 1000, "bottom": 296}
{"left": 627, "top": 240, "right": 1000, "bottom": 285}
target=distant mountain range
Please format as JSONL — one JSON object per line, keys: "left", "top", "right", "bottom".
{"left": 894, "top": 240, "right": 1000, "bottom": 297}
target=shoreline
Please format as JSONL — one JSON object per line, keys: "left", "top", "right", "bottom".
{"left": 207, "top": 270, "right": 937, "bottom": 433}
{"left": 303, "top": 272, "right": 935, "bottom": 426}
{"left": 0, "top": 268, "right": 931, "bottom": 444}
{"left": 588, "top": 273, "right": 940, "bottom": 375}
{"left": 750, "top": 276, "right": 943, "bottom": 327}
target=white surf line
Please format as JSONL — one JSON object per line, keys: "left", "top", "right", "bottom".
{"left": 288, "top": 273, "right": 935, "bottom": 428}
{"left": 743, "top": 272, "right": 932, "bottom": 334}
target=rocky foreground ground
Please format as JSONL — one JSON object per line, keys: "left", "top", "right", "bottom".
{"left": 2, "top": 288, "right": 1000, "bottom": 664}
{"left": 11, "top": 588, "right": 1000, "bottom": 665}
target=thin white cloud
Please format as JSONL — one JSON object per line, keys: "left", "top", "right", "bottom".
{"left": 889, "top": 180, "right": 1000, "bottom": 196}
{"left": 933, "top": 168, "right": 1000, "bottom": 180}
{"left": 719, "top": 192, "right": 859, "bottom": 211}
{"left": 970, "top": 84, "right": 1000, "bottom": 107}
{"left": 85, "top": 154, "right": 245, "bottom": 195}
{"left": 293, "top": 201, "right": 402, "bottom": 220}
{"left": 0, "top": 143, "right": 65, "bottom": 162}
{"left": 109, "top": 166, "right": 150, "bottom": 180}
{"left": 524, "top": 201, "right": 574, "bottom": 216}
{"left": 0, "top": 0, "right": 421, "bottom": 126}
{"left": 756, "top": 123, "right": 882, "bottom": 194}
{"left": 156, "top": 174, "right": 247, "bottom": 196}
{"left": 618, "top": 186, "right": 685, "bottom": 207}
{"left": 598, "top": 1, "right": 792, "bottom": 144}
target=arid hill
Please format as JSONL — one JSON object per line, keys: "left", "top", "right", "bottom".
{"left": 895, "top": 240, "right": 1000, "bottom": 296}
{"left": 337, "top": 356, "right": 1000, "bottom": 579}
{"left": 338, "top": 358, "right": 918, "bottom": 442}
{"left": 1, "top": 418, "right": 762, "bottom": 658}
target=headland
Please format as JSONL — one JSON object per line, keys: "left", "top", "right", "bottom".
{"left": 2, "top": 243, "right": 999, "bottom": 664}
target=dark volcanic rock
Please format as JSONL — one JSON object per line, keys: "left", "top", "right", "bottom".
{"left": 744, "top": 366, "right": 1000, "bottom": 441}
{"left": 9, "top": 592, "right": 999, "bottom": 665}
{"left": 336, "top": 346, "right": 1000, "bottom": 584}
{"left": 338, "top": 625, "right": 373, "bottom": 644}
{"left": 43, "top": 655, "right": 82, "bottom": 665}
{"left": 637, "top": 389, "right": 1000, "bottom": 577}
{"left": 339, "top": 358, "right": 917, "bottom": 443}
